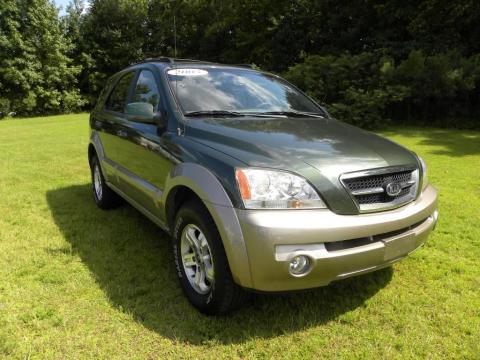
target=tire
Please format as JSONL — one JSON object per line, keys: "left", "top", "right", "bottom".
{"left": 90, "top": 155, "right": 122, "bottom": 209}
{"left": 173, "top": 199, "right": 248, "bottom": 315}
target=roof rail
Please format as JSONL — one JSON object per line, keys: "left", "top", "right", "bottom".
{"left": 133, "top": 57, "right": 174, "bottom": 65}
{"left": 173, "top": 58, "right": 211, "bottom": 63}
{"left": 231, "top": 64, "right": 254, "bottom": 69}
{"left": 131, "top": 57, "right": 217, "bottom": 66}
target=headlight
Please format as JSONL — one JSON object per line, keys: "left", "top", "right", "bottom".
{"left": 418, "top": 156, "right": 428, "bottom": 190}
{"left": 235, "top": 168, "right": 326, "bottom": 209}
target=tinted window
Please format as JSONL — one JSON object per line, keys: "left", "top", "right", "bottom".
{"left": 130, "top": 70, "right": 161, "bottom": 110}
{"left": 105, "top": 72, "right": 134, "bottom": 113}
{"left": 167, "top": 68, "right": 324, "bottom": 115}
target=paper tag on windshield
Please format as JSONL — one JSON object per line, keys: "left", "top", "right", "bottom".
{"left": 167, "top": 69, "right": 208, "bottom": 76}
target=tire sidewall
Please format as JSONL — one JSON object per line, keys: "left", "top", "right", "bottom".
{"left": 173, "top": 204, "right": 225, "bottom": 312}
{"left": 90, "top": 157, "right": 104, "bottom": 205}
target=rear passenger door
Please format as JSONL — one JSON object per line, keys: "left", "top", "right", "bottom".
{"left": 114, "top": 68, "right": 175, "bottom": 218}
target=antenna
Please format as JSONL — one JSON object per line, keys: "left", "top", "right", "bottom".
{"left": 172, "top": 3, "right": 185, "bottom": 136}
{"left": 173, "top": 10, "right": 178, "bottom": 104}
{"left": 173, "top": 14, "right": 177, "bottom": 58}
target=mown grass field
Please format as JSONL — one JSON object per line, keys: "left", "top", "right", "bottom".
{"left": 0, "top": 114, "right": 479, "bottom": 359}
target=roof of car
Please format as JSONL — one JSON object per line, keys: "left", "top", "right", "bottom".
{"left": 128, "top": 57, "right": 255, "bottom": 70}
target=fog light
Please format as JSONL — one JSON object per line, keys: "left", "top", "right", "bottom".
{"left": 289, "top": 255, "right": 310, "bottom": 276}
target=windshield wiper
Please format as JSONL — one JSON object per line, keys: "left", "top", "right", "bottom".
{"left": 184, "top": 110, "right": 246, "bottom": 117}
{"left": 249, "top": 110, "right": 325, "bottom": 118}
{"left": 183, "top": 109, "right": 325, "bottom": 118}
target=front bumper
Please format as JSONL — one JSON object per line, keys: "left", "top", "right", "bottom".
{"left": 235, "top": 185, "right": 438, "bottom": 292}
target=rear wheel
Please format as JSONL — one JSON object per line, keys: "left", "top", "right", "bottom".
{"left": 173, "top": 199, "right": 248, "bottom": 315}
{"left": 90, "top": 155, "right": 122, "bottom": 209}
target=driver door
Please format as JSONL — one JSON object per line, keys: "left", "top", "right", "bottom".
{"left": 114, "top": 69, "right": 174, "bottom": 218}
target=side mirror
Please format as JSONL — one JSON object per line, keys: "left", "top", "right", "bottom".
{"left": 125, "top": 102, "right": 155, "bottom": 123}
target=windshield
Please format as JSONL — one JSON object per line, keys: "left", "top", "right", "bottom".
{"left": 166, "top": 67, "right": 325, "bottom": 116}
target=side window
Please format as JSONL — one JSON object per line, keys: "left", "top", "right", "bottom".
{"left": 95, "top": 78, "right": 114, "bottom": 109}
{"left": 130, "top": 70, "right": 161, "bottom": 111}
{"left": 105, "top": 72, "right": 135, "bottom": 113}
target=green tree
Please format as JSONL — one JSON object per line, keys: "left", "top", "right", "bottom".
{"left": 0, "top": 0, "right": 84, "bottom": 115}
{"left": 62, "top": 0, "right": 99, "bottom": 106}
{"left": 284, "top": 52, "right": 409, "bottom": 129}
{"left": 146, "top": 0, "right": 288, "bottom": 68}
{"left": 82, "top": 0, "right": 149, "bottom": 94}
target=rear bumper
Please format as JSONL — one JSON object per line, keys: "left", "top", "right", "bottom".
{"left": 235, "top": 185, "right": 438, "bottom": 292}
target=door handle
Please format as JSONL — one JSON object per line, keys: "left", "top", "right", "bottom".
{"left": 116, "top": 130, "right": 128, "bottom": 138}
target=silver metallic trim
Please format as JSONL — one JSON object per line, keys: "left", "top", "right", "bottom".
{"left": 351, "top": 179, "right": 415, "bottom": 196}
{"left": 350, "top": 187, "right": 384, "bottom": 196}
{"left": 239, "top": 199, "right": 438, "bottom": 291}
{"left": 93, "top": 163, "right": 103, "bottom": 200}
{"left": 340, "top": 165, "right": 416, "bottom": 180}
{"left": 340, "top": 165, "right": 419, "bottom": 213}
{"left": 181, "top": 224, "right": 215, "bottom": 294}
{"left": 162, "top": 162, "right": 253, "bottom": 288}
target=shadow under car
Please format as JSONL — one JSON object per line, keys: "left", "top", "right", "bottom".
{"left": 46, "top": 184, "right": 393, "bottom": 345}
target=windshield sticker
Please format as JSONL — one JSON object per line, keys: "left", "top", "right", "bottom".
{"left": 167, "top": 69, "right": 208, "bottom": 76}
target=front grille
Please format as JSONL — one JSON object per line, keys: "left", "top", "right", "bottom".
{"left": 341, "top": 167, "right": 419, "bottom": 212}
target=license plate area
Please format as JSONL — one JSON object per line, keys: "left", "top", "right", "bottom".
{"left": 382, "top": 232, "right": 416, "bottom": 261}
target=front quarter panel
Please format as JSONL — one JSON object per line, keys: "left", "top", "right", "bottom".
{"left": 162, "top": 162, "right": 253, "bottom": 288}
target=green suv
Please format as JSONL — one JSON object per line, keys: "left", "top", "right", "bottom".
{"left": 89, "top": 58, "right": 438, "bottom": 314}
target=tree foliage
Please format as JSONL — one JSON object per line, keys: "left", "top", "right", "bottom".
{"left": 0, "top": 0, "right": 84, "bottom": 115}
{"left": 1, "top": 0, "right": 479, "bottom": 128}
{"left": 284, "top": 50, "right": 480, "bottom": 128}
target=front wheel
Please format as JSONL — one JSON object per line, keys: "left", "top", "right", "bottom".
{"left": 173, "top": 200, "right": 248, "bottom": 315}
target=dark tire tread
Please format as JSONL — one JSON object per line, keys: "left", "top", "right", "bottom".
{"left": 90, "top": 155, "right": 122, "bottom": 210}
{"left": 174, "top": 199, "right": 250, "bottom": 315}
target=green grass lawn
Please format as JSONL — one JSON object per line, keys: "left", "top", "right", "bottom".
{"left": 0, "top": 114, "right": 479, "bottom": 359}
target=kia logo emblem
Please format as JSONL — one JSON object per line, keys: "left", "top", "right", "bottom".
{"left": 385, "top": 182, "right": 402, "bottom": 196}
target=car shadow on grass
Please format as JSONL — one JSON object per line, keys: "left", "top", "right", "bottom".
{"left": 46, "top": 184, "right": 393, "bottom": 345}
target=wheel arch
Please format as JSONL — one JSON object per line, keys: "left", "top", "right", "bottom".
{"left": 88, "top": 130, "right": 114, "bottom": 184}
{"left": 165, "top": 185, "right": 203, "bottom": 231}
{"left": 162, "top": 163, "right": 253, "bottom": 288}
{"left": 88, "top": 143, "right": 97, "bottom": 167}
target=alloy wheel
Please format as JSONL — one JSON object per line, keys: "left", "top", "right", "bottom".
{"left": 93, "top": 164, "right": 103, "bottom": 200}
{"left": 180, "top": 224, "right": 215, "bottom": 294}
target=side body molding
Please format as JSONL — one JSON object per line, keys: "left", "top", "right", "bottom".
{"left": 162, "top": 163, "right": 253, "bottom": 288}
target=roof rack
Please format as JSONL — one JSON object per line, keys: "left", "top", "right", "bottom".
{"left": 129, "top": 58, "right": 257, "bottom": 70}
{"left": 131, "top": 57, "right": 215, "bottom": 66}
{"left": 133, "top": 57, "right": 173, "bottom": 65}
{"left": 231, "top": 64, "right": 254, "bottom": 69}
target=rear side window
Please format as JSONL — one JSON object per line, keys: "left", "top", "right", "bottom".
{"left": 130, "top": 70, "right": 161, "bottom": 111}
{"left": 105, "top": 72, "right": 135, "bottom": 113}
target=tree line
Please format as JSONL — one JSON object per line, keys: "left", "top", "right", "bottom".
{"left": 1, "top": 0, "right": 479, "bottom": 129}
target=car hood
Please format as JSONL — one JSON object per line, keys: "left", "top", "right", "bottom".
{"left": 185, "top": 116, "right": 419, "bottom": 213}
